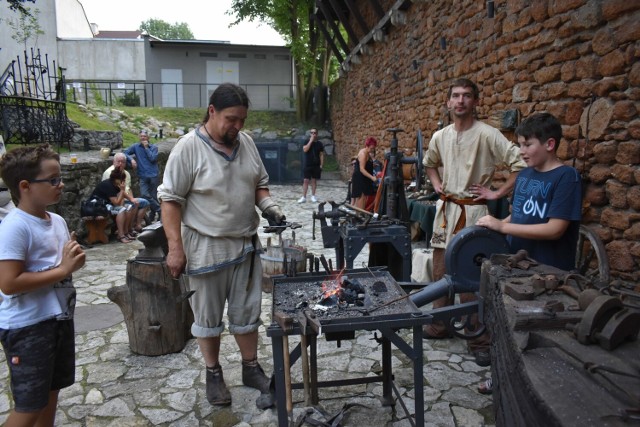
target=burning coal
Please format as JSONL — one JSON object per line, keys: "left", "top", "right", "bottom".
{"left": 318, "top": 275, "right": 367, "bottom": 308}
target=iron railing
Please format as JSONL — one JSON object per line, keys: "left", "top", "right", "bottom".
{"left": 0, "top": 49, "right": 73, "bottom": 146}
{"left": 66, "top": 80, "right": 296, "bottom": 111}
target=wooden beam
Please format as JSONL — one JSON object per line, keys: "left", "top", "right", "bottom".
{"left": 313, "top": 13, "right": 345, "bottom": 64}
{"left": 327, "top": 0, "right": 359, "bottom": 47}
{"left": 345, "top": 0, "right": 371, "bottom": 36}
{"left": 316, "top": 1, "right": 350, "bottom": 54}
{"left": 368, "top": 0, "right": 386, "bottom": 20}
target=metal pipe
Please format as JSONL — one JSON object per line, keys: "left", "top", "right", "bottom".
{"left": 406, "top": 274, "right": 481, "bottom": 308}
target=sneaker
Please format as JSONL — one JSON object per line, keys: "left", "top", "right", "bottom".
{"left": 478, "top": 378, "right": 493, "bottom": 395}
{"left": 311, "top": 195, "right": 318, "bottom": 203}
{"left": 242, "top": 362, "right": 271, "bottom": 393}
{"left": 206, "top": 365, "right": 232, "bottom": 406}
{"left": 297, "top": 196, "right": 306, "bottom": 203}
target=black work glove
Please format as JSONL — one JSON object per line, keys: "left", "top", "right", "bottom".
{"left": 262, "top": 205, "right": 286, "bottom": 226}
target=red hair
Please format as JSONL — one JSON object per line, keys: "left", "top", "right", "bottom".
{"left": 365, "top": 137, "right": 378, "bottom": 147}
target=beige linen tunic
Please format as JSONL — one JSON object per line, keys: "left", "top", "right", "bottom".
{"left": 158, "top": 128, "right": 269, "bottom": 275}
{"left": 423, "top": 121, "right": 525, "bottom": 249}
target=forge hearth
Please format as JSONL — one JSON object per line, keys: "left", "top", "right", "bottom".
{"left": 267, "top": 269, "right": 431, "bottom": 427}
{"left": 272, "top": 270, "right": 420, "bottom": 324}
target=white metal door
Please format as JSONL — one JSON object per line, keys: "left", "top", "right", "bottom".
{"left": 206, "top": 61, "right": 239, "bottom": 103}
{"left": 161, "top": 69, "right": 183, "bottom": 107}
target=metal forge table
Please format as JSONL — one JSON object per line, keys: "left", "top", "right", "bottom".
{"left": 267, "top": 270, "right": 431, "bottom": 427}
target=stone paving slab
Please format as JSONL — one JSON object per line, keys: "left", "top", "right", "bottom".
{"left": 0, "top": 180, "right": 494, "bottom": 426}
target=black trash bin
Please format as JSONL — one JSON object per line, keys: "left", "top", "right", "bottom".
{"left": 256, "top": 140, "right": 303, "bottom": 184}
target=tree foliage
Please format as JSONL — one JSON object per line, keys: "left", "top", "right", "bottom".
{"left": 139, "top": 19, "right": 194, "bottom": 40}
{"left": 5, "top": 0, "right": 35, "bottom": 15}
{"left": 229, "top": 0, "right": 337, "bottom": 122}
{"left": 7, "top": 6, "right": 44, "bottom": 50}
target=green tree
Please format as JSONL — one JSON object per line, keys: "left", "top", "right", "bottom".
{"left": 229, "top": 0, "right": 337, "bottom": 122}
{"left": 5, "top": 0, "right": 35, "bottom": 15}
{"left": 139, "top": 18, "right": 194, "bottom": 40}
{"left": 7, "top": 6, "right": 44, "bottom": 51}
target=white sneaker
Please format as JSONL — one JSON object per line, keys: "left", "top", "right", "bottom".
{"left": 311, "top": 195, "right": 318, "bottom": 203}
{"left": 297, "top": 196, "right": 306, "bottom": 203}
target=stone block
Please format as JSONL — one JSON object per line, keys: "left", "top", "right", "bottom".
{"left": 611, "top": 164, "right": 637, "bottom": 185}
{"left": 592, "top": 28, "right": 616, "bottom": 56}
{"left": 598, "top": 51, "right": 626, "bottom": 77}
{"left": 601, "top": 207, "right": 630, "bottom": 230}
{"left": 605, "top": 240, "right": 636, "bottom": 272}
{"left": 603, "top": 0, "right": 640, "bottom": 20}
{"left": 623, "top": 222, "right": 640, "bottom": 241}
{"left": 616, "top": 141, "right": 640, "bottom": 164}
{"left": 605, "top": 179, "right": 628, "bottom": 209}
{"left": 580, "top": 98, "right": 614, "bottom": 140}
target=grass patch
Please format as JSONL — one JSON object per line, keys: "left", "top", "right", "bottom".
{"left": 6, "top": 104, "right": 312, "bottom": 151}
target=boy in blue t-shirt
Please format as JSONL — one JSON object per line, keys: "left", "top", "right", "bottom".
{"left": 476, "top": 112, "right": 582, "bottom": 271}
{"left": 0, "top": 145, "right": 86, "bottom": 426}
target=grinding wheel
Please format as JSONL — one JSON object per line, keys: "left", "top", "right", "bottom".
{"left": 445, "top": 226, "right": 510, "bottom": 292}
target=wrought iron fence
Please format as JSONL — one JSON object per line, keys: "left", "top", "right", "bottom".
{"left": 66, "top": 81, "right": 296, "bottom": 111}
{"left": 0, "top": 48, "right": 73, "bottom": 146}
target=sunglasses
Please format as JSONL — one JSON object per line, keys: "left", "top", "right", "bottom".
{"left": 29, "top": 176, "right": 63, "bottom": 186}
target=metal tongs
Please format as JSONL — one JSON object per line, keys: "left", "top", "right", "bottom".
{"left": 262, "top": 221, "right": 302, "bottom": 234}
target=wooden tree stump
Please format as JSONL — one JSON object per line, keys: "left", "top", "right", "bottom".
{"left": 108, "top": 260, "right": 194, "bottom": 356}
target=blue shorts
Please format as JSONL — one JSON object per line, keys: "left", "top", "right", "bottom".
{"left": 0, "top": 319, "right": 75, "bottom": 412}
{"left": 107, "top": 204, "right": 133, "bottom": 215}
{"left": 125, "top": 198, "right": 150, "bottom": 209}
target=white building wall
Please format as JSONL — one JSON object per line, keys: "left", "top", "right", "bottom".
{"left": 0, "top": 0, "right": 59, "bottom": 74}
{"left": 57, "top": 39, "right": 146, "bottom": 81}
{"left": 55, "top": 0, "right": 94, "bottom": 38}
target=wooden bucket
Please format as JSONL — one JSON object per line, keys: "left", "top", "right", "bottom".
{"left": 260, "top": 237, "right": 307, "bottom": 292}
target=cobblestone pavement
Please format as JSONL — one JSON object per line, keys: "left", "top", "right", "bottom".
{"left": 0, "top": 178, "right": 494, "bottom": 427}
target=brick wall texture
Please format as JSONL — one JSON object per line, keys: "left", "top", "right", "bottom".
{"left": 329, "top": 0, "right": 640, "bottom": 282}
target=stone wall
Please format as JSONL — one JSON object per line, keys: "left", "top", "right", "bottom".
{"left": 49, "top": 141, "right": 173, "bottom": 240}
{"left": 330, "top": 0, "right": 640, "bottom": 282}
{"left": 69, "top": 129, "right": 123, "bottom": 151}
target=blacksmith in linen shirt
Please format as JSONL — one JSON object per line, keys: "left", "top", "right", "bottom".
{"left": 158, "top": 127, "right": 268, "bottom": 275}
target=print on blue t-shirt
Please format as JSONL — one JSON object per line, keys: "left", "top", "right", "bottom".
{"left": 508, "top": 166, "right": 582, "bottom": 271}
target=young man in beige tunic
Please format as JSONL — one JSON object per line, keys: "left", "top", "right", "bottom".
{"left": 422, "top": 78, "right": 526, "bottom": 366}
{"left": 158, "top": 83, "right": 286, "bottom": 407}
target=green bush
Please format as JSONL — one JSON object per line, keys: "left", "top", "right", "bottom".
{"left": 121, "top": 91, "right": 141, "bottom": 107}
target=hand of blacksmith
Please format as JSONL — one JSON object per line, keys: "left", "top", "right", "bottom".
{"left": 262, "top": 205, "right": 286, "bottom": 226}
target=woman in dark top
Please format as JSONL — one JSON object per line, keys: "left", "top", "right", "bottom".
{"left": 90, "top": 169, "right": 136, "bottom": 243}
{"left": 351, "top": 136, "right": 378, "bottom": 210}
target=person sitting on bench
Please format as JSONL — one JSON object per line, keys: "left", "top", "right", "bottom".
{"left": 103, "top": 153, "right": 149, "bottom": 235}
{"left": 90, "top": 169, "right": 137, "bottom": 243}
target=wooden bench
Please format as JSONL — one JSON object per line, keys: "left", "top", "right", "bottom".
{"left": 82, "top": 216, "right": 112, "bottom": 244}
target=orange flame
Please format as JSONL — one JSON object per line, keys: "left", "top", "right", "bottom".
{"left": 321, "top": 267, "right": 346, "bottom": 298}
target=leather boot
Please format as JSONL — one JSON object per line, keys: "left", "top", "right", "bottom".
{"left": 206, "top": 364, "right": 231, "bottom": 406}
{"left": 242, "top": 361, "right": 271, "bottom": 393}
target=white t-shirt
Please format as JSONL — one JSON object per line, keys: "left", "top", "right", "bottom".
{"left": 0, "top": 208, "right": 75, "bottom": 329}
